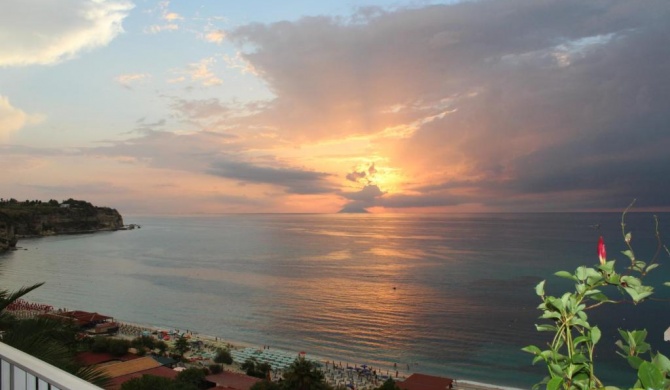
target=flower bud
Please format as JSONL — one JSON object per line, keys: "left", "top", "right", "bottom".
{"left": 598, "top": 236, "right": 606, "bottom": 265}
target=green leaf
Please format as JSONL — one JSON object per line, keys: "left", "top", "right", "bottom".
{"left": 607, "top": 273, "right": 621, "bottom": 285}
{"left": 571, "top": 353, "right": 588, "bottom": 364}
{"left": 583, "top": 289, "right": 601, "bottom": 296}
{"left": 522, "top": 345, "right": 541, "bottom": 355}
{"left": 637, "top": 361, "right": 666, "bottom": 390}
{"left": 621, "top": 275, "right": 642, "bottom": 287}
{"left": 536, "top": 324, "right": 557, "bottom": 332}
{"left": 627, "top": 356, "right": 644, "bottom": 370}
{"left": 664, "top": 282, "right": 670, "bottom": 287}
{"left": 576, "top": 266, "right": 587, "bottom": 281}
{"left": 555, "top": 271, "right": 576, "bottom": 281}
{"left": 622, "top": 249, "right": 635, "bottom": 261}
{"left": 570, "top": 317, "right": 591, "bottom": 329}
{"left": 591, "top": 326, "right": 601, "bottom": 345}
{"left": 549, "top": 363, "right": 564, "bottom": 376}
{"left": 573, "top": 335, "right": 589, "bottom": 347}
{"left": 547, "top": 377, "right": 562, "bottom": 390}
{"left": 547, "top": 297, "right": 564, "bottom": 312}
{"left": 632, "top": 260, "right": 646, "bottom": 271}
{"left": 540, "top": 311, "right": 561, "bottom": 320}
{"left": 625, "top": 231, "right": 632, "bottom": 243}
{"left": 535, "top": 280, "right": 546, "bottom": 296}
{"left": 599, "top": 260, "right": 616, "bottom": 273}
{"left": 652, "top": 352, "right": 670, "bottom": 372}
{"left": 645, "top": 263, "right": 659, "bottom": 273}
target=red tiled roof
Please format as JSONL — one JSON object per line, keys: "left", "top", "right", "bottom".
{"left": 205, "top": 371, "right": 262, "bottom": 390}
{"left": 76, "top": 352, "right": 140, "bottom": 366}
{"left": 106, "top": 366, "right": 179, "bottom": 390}
{"left": 399, "top": 373, "right": 454, "bottom": 390}
{"left": 41, "top": 310, "right": 114, "bottom": 327}
{"left": 99, "top": 356, "right": 161, "bottom": 378}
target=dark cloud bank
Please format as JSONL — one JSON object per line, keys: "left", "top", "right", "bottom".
{"left": 227, "top": 0, "right": 670, "bottom": 211}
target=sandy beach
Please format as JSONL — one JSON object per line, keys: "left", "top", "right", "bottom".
{"left": 114, "top": 319, "right": 526, "bottom": 390}
{"left": 6, "top": 301, "right": 527, "bottom": 390}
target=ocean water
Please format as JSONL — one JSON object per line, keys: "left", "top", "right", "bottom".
{"left": 1, "top": 213, "right": 669, "bottom": 388}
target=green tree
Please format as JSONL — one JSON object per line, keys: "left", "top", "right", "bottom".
{"left": 282, "top": 357, "right": 330, "bottom": 390}
{"left": 214, "top": 348, "right": 233, "bottom": 364}
{"left": 375, "top": 378, "right": 402, "bottom": 390}
{"left": 242, "top": 358, "right": 273, "bottom": 379}
{"left": 175, "top": 367, "right": 208, "bottom": 389}
{"left": 173, "top": 335, "right": 190, "bottom": 358}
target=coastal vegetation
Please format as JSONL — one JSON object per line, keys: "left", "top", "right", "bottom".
{"left": 242, "top": 357, "right": 273, "bottom": 379}
{"left": 214, "top": 348, "right": 233, "bottom": 364}
{"left": 524, "top": 203, "right": 670, "bottom": 389}
{"left": 250, "top": 357, "right": 334, "bottom": 389}
{"left": 0, "top": 198, "right": 124, "bottom": 252}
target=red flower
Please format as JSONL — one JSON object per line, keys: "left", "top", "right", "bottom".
{"left": 598, "top": 236, "right": 606, "bottom": 265}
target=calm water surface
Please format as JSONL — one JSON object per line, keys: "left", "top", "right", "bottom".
{"left": 1, "top": 213, "right": 669, "bottom": 388}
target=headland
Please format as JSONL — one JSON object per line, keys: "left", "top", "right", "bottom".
{"left": 0, "top": 198, "right": 125, "bottom": 252}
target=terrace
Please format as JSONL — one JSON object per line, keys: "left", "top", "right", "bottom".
{"left": 0, "top": 342, "right": 101, "bottom": 390}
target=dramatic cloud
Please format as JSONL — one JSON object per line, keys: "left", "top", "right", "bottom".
{"left": 0, "top": 96, "right": 43, "bottom": 139}
{"left": 207, "top": 160, "right": 334, "bottom": 194}
{"left": 346, "top": 163, "right": 377, "bottom": 184}
{"left": 3, "top": 0, "right": 669, "bottom": 213}
{"left": 226, "top": 0, "right": 670, "bottom": 211}
{"left": 0, "top": 0, "right": 133, "bottom": 66}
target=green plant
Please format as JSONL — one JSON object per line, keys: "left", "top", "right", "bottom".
{"left": 214, "top": 348, "right": 233, "bottom": 364}
{"left": 523, "top": 203, "right": 670, "bottom": 389}
{"left": 208, "top": 363, "right": 223, "bottom": 374}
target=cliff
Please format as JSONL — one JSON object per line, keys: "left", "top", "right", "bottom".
{"left": 0, "top": 212, "right": 18, "bottom": 252}
{"left": 0, "top": 199, "right": 124, "bottom": 252}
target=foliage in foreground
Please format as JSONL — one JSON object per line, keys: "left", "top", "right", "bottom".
{"left": 0, "top": 283, "right": 111, "bottom": 387}
{"left": 524, "top": 203, "right": 670, "bottom": 390}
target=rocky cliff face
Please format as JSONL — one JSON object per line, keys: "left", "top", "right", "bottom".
{"left": 0, "top": 212, "right": 18, "bottom": 252}
{"left": 0, "top": 200, "right": 124, "bottom": 252}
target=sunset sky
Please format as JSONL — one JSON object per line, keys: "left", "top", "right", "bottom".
{"left": 1, "top": 0, "right": 669, "bottom": 214}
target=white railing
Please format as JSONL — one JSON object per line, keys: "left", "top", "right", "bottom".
{"left": 0, "top": 342, "right": 102, "bottom": 390}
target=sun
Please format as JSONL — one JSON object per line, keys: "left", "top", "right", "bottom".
{"left": 346, "top": 162, "right": 403, "bottom": 194}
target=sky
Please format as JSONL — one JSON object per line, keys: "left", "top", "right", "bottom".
{"left": 1, "top": 0, "right": 669, "bottom": 214}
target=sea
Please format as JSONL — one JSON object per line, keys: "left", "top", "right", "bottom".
{"left": 1, "top": 212, "right": 669, "bottom": 388}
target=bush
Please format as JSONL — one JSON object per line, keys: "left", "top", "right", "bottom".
{"left": 208, "top": 364, "right": 223, "bottom": 374}
{"left": 108, "top": 338, "right": 131, "bottom": 356}
{"left": 214, "top": 349, "right": 233, "bottom": 364}
{"left": 176, "top": 367, "right": 207, "bottom": 389}
{"left": 241, "top": 358, "right": 272, "bottom": 379}
{"left": 91, "top": 336, "right": 109, "bottom": 353}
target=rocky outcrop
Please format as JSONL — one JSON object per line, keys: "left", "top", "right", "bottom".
{"left": 0, "top": 212, "right": 18, "bottom": 252}
{"left": 0, "top": 199, "right": 124, "bottom": 252}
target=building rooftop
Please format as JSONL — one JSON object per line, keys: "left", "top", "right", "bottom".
{"left": 399, "top": 373, "right": 454, "bottom": 390}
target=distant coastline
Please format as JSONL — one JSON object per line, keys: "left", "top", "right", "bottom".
{"left": 0, "top": 198, "right": 125, "bottom": 252}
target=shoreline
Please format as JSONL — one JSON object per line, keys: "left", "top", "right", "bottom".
{"left": 8, "top": 302, "right": 527, "bottom": 390}
{"left": 112, "top": 319, "right": 527, "bottom": 390}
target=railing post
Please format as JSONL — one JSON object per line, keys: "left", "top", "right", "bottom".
{"left": 0, "top": 342, "right": 102, "bottom": 390}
